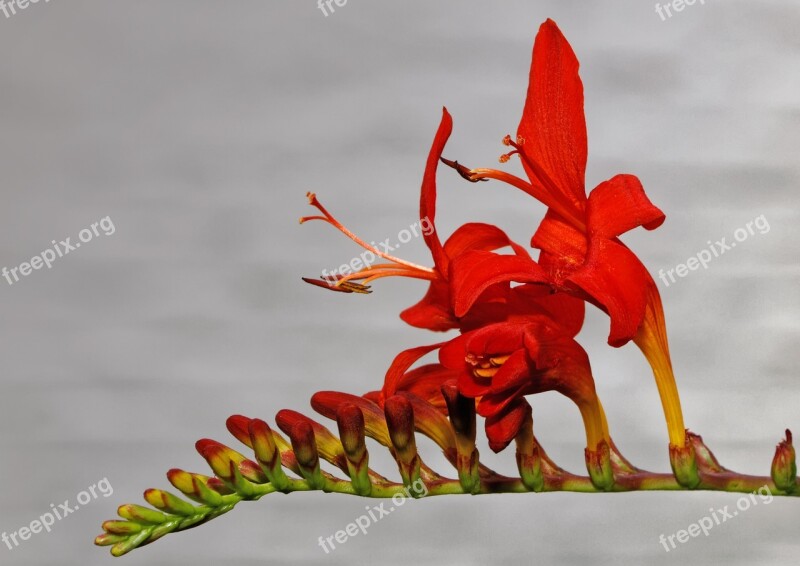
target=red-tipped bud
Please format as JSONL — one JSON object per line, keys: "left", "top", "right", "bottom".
{"left": 336, "top": 404, "right": 367, "bottom": 459}
{"left": 248, "top": 419, "right": 289, "bottom": 490}
{"left": 94, "top": 533, "right": 128, "bottom": 547}
{"left": 287, "top": 420, "right": 325, "bottom": 489}
{"left": 117, "top": 504, "right": 167, "bottom": 525}
{"left": 441, "top": 385, "right": 476, "bottom": 443}
{"left": 226, "top": 415, "right": 255, "bottom": 448}
{"left": 167, "top": 469, "right": 224, "bottom": 506}
{"left": 384, "top": 395, "right": 415, "bottom": 454}
{"left": 101, "top": 520, "right": 143, "bottom": 535}
{"left": 196, "top": 439, "right": 265, "bottom": 486}
{"left": 311, "top": 391, "right": 392, "bottom": 447}
{"left": 290, "top": 421, "right": 318, "bottom": 467}
{"left": 197, "top": 442, "right": 259, "bottom": 497}
{"left": 442, "top": 385, "right": 480, "bottom": 493}
{"left": 143, "top": 489, "right": 197, "bottom": 516}
{"left": 276, "top": 409, "right": 348, "bottom": 470}
{"left": 336, "top": 404, "right": 371, "bottom": 496}
{"left": 384, "top": 395, "right": 421, "bottom": 488}
{"left": 397, "top": 392, "right": 455, "bottom": 451}
{"left": 772, "top": 429, "right": 797, "bottom": 494}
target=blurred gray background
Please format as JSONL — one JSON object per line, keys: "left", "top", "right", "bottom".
{"left": 1, "top": 1, "right": 798, "bottom": 564}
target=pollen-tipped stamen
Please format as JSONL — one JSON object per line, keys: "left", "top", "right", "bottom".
{"left": 300, "top": 192, "right": 437, "bottom": 292}
{"left": 441, "top": 136, "right": 586, "bottom": 231}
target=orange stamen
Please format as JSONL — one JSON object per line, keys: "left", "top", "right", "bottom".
{"left": 300, "top": 193, "right": 439, "bottom": 294}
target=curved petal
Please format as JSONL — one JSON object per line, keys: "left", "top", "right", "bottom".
{"left": 487, "top": 349, "right": 531, "bottom": 395}
{"left": 450, "top": 250, "right": 548, "bottom": 318}
{"left": 443, "top": 222, "right": 531, "bottom": 260}
{"left": 420, "top": 108, "right": 453, "bottom": 272}
{"left": 457, "top": 284, "right": 513, "bottom": 332}
{"left": 567, "top": 237, "right": 654, "bottom": 347}
{"left": 587, "top": 174, "right": 665, "bottom": 238}
{"left": 382, "top": 342, "right": 446, "bottom": 399}
{"left": 394, "top": 364, "right": 459, "bottom": 410}
{"left": 457, "top": 371, "right": 491, "bottom": 398}
{"left": 517, "top": 19, "right": 587, "bottom": 212}
{"left": 400, "top": 279, "right": 458, "bottom": 332}
{"left": 507, "top": 284, "right": 585, "bottom": 337}
{"left": 464, "top": 321, "right": 529, "bottom": 356}
{"left": 484, "top": 398, "right": 531, "bottom": 453}
{"left": 401, "top": 222, "right": 531, "bottom": 332}
{"left": 438, "top": 333, "right": 470, "bottom": 370}
{"left": 531, "top": 210, "right": 587, "bottom": 274}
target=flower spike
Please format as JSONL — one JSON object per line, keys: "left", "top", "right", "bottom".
{"left": 95, "top": 18, "right": 798, "bottom": 559}
{"left": 97, "top": 394, "right": 798, "bottom": 557}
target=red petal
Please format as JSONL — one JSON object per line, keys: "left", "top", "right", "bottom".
{"left": 531, "top": 210, "right": 587, "bottom": 272}
{"left": 420, "top": 108, "right": 453, "bottom": 272}
{"left": 438, "top": 333, "right": 470, "bottom": 370}
{"left": 587, "top": 174, "right": 665, "bottom": 238}
{"left": 567, "top": 237, "right": 654, "bottom": 347}
{"left": 362, "top": 390, "right": 382, "bottom": 405}
{"left": 517, "top": 20, "right": 587, "bottom": 212}
{"left": 443, "top": 222, "right": 530, "bottom": 261}
{"left": 487, "top": 350, "right": 531, "bottom": 395}
{"left": 457, "top": 371, "right": 490, "bottom": 398}
{"left": 381, "top": 342, "right": 445, "bottom": 399}
{"left": 394, "top": 364, "right": 459, "bottom": 409}
{"left": 400, "top": 279, "right": 458, "bottom": 331}
{"left": 450, "top": 251, "right": 548, "bottom": 318}
{"left": 507, "top": 284, "right": 585, "bottom": 337}
{"left": 484, "top": 399, "right": 531, "bottom": 453}
{"left": 478, "top": 384, "right": 528, "bottom": 418}
{"left": 463, "top": 322, "right": 528, "bottom": 358}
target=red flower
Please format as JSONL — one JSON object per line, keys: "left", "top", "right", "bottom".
{"left": 300, "top": 109, "right": 599, "bottom": 444}
{"left": 439, "top": 318, "right": 608, "bottom": 453}
{"left": 444, "top": 19, "right": 687, "bottom": 449}
{"left": 300, "top": 109, "right": 544, "bottom": 335}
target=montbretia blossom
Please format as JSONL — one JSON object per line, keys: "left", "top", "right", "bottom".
{"left": 95, "top": 18, "right": 798, "bottom": 559}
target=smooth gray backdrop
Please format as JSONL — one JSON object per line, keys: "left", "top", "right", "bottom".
{"left": 1, "top": 1, "right": 798, "bottom": 564}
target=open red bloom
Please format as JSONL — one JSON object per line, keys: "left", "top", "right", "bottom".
{"left": 439, "top": 318, "right": 607, "bottom": 453}
{"left": 444, "top": 19, "right": 686, "bottom": 448}
{"left": 300, "top": 109, "right": 543, "bottom": 335}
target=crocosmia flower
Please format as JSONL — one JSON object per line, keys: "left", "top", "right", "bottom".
{"left": 444, "top": 19, "right": 687, "bottom": 455}
{"left": 439, "top": 317, "right": 608, "bottom": 455}
{"left": 95, "top": 18, "right": 798, "bottom": 559}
